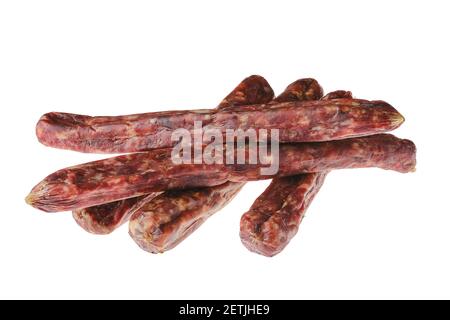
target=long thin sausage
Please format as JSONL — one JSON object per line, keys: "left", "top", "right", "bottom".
{"left": 26, "top": 133, "right": 416, "bottom": 212}
{"left": 240, "top": 173, "right": 327, "bottom": 257}
{"left": 73, "top": 75, "right": 275, "bottom": 234}
{"left": 36, "top": 99, "right": 404, "bottom": 153}
{"left": 128, "top": 78, "right": 325, "bottom": 252}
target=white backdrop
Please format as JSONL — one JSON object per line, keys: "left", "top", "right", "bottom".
{"left": 0, "top": 0, "right": 449, "bottom": 299}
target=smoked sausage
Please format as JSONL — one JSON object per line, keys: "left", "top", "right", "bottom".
{"left": 36, "top": 99, "right": 404, "bottom": 153}
{"left": 26, "top": 133, "right": 416, "bottom": 212}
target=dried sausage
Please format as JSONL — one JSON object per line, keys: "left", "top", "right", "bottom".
{"left": 36, "top": 99, "right": 404, "bottom": 153}
{"left": 72, "top": 194, "right": 158, "bottom": 235}
{"left": 26, "top": 133, "right": 416, "bottom": 212}
{"left": 322, "top": 90, "right": 353, "bottom": 100}
{"left": 218, "top": 75, "right": 274, "bottom": 108}
{"left": 272, "top": 78, "right": 323, "bottom": 103}
{"left": 129, "top": 182, "right": 244, "bottom": 253}
{"left": 240, "top": 173, "right": 327, "bottom": 256}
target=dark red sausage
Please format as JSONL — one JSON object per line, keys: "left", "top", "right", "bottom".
{"left": 218, "top": 75, "right": 274, "bottom": 108}
{"left": 72, "top": 75, "right": 275, "bottom": 234}
{"left": 240, "top": 173, "right": 327, "bottom": 257}
{"left": 26, "top": 133, "right": 416, "bottom": 212}
{"left": 36, "top": 99, "right": 404, "bottom": 153}
{"left": 129, "top": 182, "right": 244, "bottom": 253}
{"left": 322, "top": 90, "right": 353, "bottom": 100}
{"left": 272, "top": 78, "right": 323, "bottom": 103}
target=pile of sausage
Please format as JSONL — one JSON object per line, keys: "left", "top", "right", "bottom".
{"left": 26, "top": 76, "right": 416, "bottom": 257}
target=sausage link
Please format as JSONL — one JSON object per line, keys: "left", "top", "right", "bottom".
{"left": 218, "top": 75, "right": 274, "bottom": 108}
{"left": 128, "top": 78, "right": 324, "bottom": 252}
{"left": 73, "top": 193, "right": 158, "bottom": 235}
{"left": 129, "top": 182, "right": 244, "bottom": 253}
{"left": 36, "top": 99, "right": 404, "bottom": 153}
{"left": 239, "top": 90, "right": 353, "bottom": 256}
{"left": 272, "top": 78, "right": 323, "bottom": 103}
{"left": 240, "top": 173, "right": 327, "bottom": 256}
{"left": 72, "top": 75, "right": 274, "bottom": 234}
{"left": 26, "top": 133, "right": 416, "bottom": 212}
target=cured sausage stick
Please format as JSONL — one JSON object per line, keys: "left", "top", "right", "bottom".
{"left": 26, "top": 133, "right": 416, "bottom": 213}
{"left": 73, "top": 75, "right": 277, "bottom": 234}
{"left": 129, "top": 182, "right": 244, "bottom": 253}
{"left": 72, "top": 194, "right": 152, "bottom": 235}
{"left": 36, "top": 99, "right": 404, "bottom": 153}
{"left": 240, "top": 90, "right": 353, "bottom": 257}
{"left": 128, "top": 78, "right": 324, "bottom": 252}
{"left": 241, "top": 173, "right": 327, "bottom": 257}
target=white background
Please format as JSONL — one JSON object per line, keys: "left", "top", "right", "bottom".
{"left": 0, "top": 0, "right": 449, "bottom": 299}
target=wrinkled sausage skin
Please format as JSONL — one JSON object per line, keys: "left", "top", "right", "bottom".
{"left": 218, "top": 75, "right": 274, "bottom": 108}
{"left": 240, "top": 173, "right": 327, "bottom": 257}
{"left": 26, "top": 133, "right": 416, "bottom": 212}
{"left": 129, "top": 182, "right": 243, "bottom": 253}
{"left": 36, "top": 99, "right": 404, "bottom": 153}
{"left": 72, "top": 194, "right": 162, "bottom": 235}
{"left": 73, "top": 196, "right": 144, "bottom": 235}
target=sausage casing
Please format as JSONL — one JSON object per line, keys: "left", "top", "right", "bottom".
{"left": 36, "top": 99, "right": 404, "bottom": 153}
{"left": 129, "top": 182, "right": 244, "bottom": 253}
{"left": 26, "top": 133, "right": 416, "bottom": 212}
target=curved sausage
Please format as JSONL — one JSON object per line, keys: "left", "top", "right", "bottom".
{"left": 26, "top": 133, "right": 416, "bottom": 212}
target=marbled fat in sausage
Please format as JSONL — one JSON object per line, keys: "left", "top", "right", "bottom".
{"left": 26, "top": 133, "right": 416, "bottom": 212}
{"left": 240, "top": 173, "right": 327, "bottom": 257}
{"left": 129, "top": 182, "right": 244, "bottom": 253}
{"left": 36, "top": 99, "right": 404, "bottom": 153}
{"left": 272, "top": 78, "right": 324, "bottom": 103}
{"left": 72, "top": 194, "right": 157, "bottom": 235}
